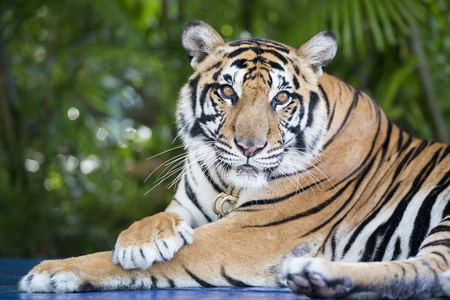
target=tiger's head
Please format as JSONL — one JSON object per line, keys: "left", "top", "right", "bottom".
{"left": 177, "top": 20, "right": 337, "bottom": 191}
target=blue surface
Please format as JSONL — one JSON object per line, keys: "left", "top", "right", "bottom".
{"left": 0, "top": 258, "right": 310, "bottom": 299}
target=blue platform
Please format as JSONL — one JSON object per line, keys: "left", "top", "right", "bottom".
{"left": 0, "top": 258, "right": 311, "bottom": 300}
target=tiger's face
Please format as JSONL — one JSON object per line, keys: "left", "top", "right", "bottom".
{"left": 177, "top": 21, "right": 337, "bottom": 190}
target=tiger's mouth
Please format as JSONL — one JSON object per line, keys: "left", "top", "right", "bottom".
{"left": 236, "top": 164, "right": 258, "bottom": 175}
{"left": 224, "top": 164, "right": 269, "bottom": 190}
{"left": 215, "top": 146, "right": 280, "bottom": 190}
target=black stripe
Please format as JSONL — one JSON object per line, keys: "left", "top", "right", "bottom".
{"left": 156, "top": 243, "right": 168, "bottom": 261}
{"left": 409, "top": 150, "right": 445, "bottom": 256}
{"left": 303, "top": 154, "right": 379, "bottom": 239}
{"left": 429, "top": 225, "right": 450, "bottom": 236}
{"left": 392, "top": 237, "right": 402, "bottom": 260}
{"left": 323, "top": 89, "right": 361, "bottom": 150}
{"left": 167, "top": 278, "right": 176, "bottom": 288}
{"left": 79, "top": 282, "right": 97, "bottom": 292}
{"left": 392, "top": 146, "right": 415, "bottom": 179}
{"left": 231, "top": 58, "right": 248, "bottom": 69}
{"left": 198, "top": 160, "right": 223, "bottom": 194}
{"left": 184, "top": 174, "right": 212, "bottom": 222}
{"left": 293, "top": 76, "right": 300, "bottom": 90}
{"left": 268, "top": 60, "right": 284, "bottom": 71}
{"left": 189, "top": 74, "right": 201, "bottom": 115}
{"left": 140, "top": 248, "right": 146, "bottom": 260}
{"left": 331, "top": 233, "right": 337, "bottom": 261}
{"left": 408, "top": 140, "right": 430, "bottom": 164}
{"left": 326, "top": 102, "right": 337, "bottom": 131}
{"left": 421, "top": 239, "right": 450, "bottom": 249}
{"left": 334, "top": 100, "right": 382, "bottom": 185}
{"left": 306, "top": 91, "right": 319, "bottom": 127}
{"left": 318, "top": 84, "right": 330, "bottom": 123}
{"left": 221, "top": 266, "right": 252, "bottom": 287}
{"left": 397, "top": 128, "right": 404, "bottom": 152}
{"left": 443, "top": 202, "right": 450, "bottom": 220}
{"left": 263, "top": 49, "right": 289, "bottom": 64}
{"left": 184, "top": 268, "right": 216, "bottom": 287}
{"left": 438, "top": 145, "right": 450, "bottom": 163}
{"left": 363, "top": 151, "right": 441, "bottom": 261}
{"left": 341, "top": 182, "right": 401, "bottom": 257}
{"left": 130, "top": 249, "right": 137, "bottom": 266}
{"left": 227, "top": 47, "right": 252, "bottom": 59}
{"left": 198, "top": 83, "right": 219, "bottom": 113}
{"left": 238, "top": 178, "right": 325, "bottom": 209}
{"left": 380, "top": 120, "right": 393, "bottom": 162}
{"left": 151, "top": 276, "right": 157, "bottom": 288}
{"left": 401, "top": 134, "right": 414, "bottom": 153}
{"left": 228, "top": 39, "right": 290, "bottom": 53}
{"left": 431, "top": 251, "right": 448, "bottom": 265}
{"left": 243, "top": 177, "right": 355, "bottom": 228}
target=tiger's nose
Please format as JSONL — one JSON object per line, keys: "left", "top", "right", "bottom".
{"left": 235, "top": 139, "right": 266, "bottom": 157}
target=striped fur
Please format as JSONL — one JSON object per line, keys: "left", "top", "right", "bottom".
{"left": 19, "top": 20, "right": 450, "bottom": 299}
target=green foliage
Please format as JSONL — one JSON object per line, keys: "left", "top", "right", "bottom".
{"left": 0, "top": 0, "right": 448, "bottom": 257}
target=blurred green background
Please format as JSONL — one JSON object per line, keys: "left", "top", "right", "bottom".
{"left": 0, "top": 0, "right": 449, "bottom": 257}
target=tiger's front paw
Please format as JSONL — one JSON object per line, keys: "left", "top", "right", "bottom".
{"left": 281, "top": 257, "right": 352, "bottom": 299}
{"left": 112, "top": 212, "right": 194, "bottom": 270}
{"left": 19, "top": 259, "right": 83, "bottom": 293}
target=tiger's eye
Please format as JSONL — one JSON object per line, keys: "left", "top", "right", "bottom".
{"left": 276, "top": 91, "right": 289, "bottom": 103}
{"left": 222, "top": 85, "right": 235, "bottom": 97}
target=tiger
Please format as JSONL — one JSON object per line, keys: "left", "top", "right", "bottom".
{"left": 19, "top": 20, "right": 450, "bottom": 299}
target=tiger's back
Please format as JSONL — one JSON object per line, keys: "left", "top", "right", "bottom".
{"left": 311, "top": 74, "right": 450, "bottom": 263}
{"left": 19, "top": 20, "right": 450, "bottom": 299}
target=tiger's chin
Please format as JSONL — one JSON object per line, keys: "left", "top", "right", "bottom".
{"left": 224, "top": 165, "right": 269, "bottom": 190}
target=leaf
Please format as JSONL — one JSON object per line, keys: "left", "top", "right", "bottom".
{"left": 406, "top": 0, "right": 427, "bottom": 22}
{"left": 363, "top": 0, "right": 385, "bottom": 51}
{"left": 351, "top": 0, "right": 365, "bottom": 55}
{"left": 384, "top": 0, "right": 410, "bottom": 35}
{"left": 393, "top": 0, "right": 415, "bottom": 26}
{"left": 375, "top": 0, "right": 396, "bottom": 46}
{"left": 376, "top": 56, "right": 419, "bottom": 110}
{"left": 341, "top": 0, "right": 352, "bottom": 57}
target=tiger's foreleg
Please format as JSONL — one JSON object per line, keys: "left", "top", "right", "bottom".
{"left": 282, "top": 216, "right": 450, "bottom": 299}
{"left": 19, "top": 221, "right": 287, "bottom": 293}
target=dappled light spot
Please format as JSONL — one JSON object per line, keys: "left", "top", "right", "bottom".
{"left": 96, "top": 127, "right": 108, "bottom": 141}
{"left": 137, "top": 126, "right": 152, "bottom": 140}
{"left": 111, "top": 179, "right": 123, "bottom": 192}
{"left": 67, "top": 107, "right": 80, "bottom": 120}
{"left": 25, "top": 159, "right": 40, "bottom": 173}
{"left": 80, "top": 155, "right": 101, "bottom": 174}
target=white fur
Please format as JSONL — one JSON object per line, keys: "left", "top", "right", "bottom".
{"left": 440, "top": 270, "right": 450, "bottom": 296}
{"left": 182, "top": 26, "right": 222, "bottom": 57}
{"left": 303, "top": 35, "right": 337, "bottom": 66}
{"left": 182, "top": 21, "right": 224, "bottom": 69}
{"left": 19, "top": 272, "right": 53, "bottom": 293}
{"left": 281, "top": 257, "right": 330, "bottom": 281}
{"left": 301, "top": 31, "right": 337, "bottom": 67}
{"left": 49, "top": 272, "right": 81, "bottom": 293}
{"left": 299, "top": 31, "right": 337, "bottom": 77}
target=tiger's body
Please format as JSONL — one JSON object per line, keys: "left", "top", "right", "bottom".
{"left": 20, "top": 21, "right": 450, "bottom": 299}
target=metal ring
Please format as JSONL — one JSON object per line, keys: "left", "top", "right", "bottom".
{"left": 212, "top": 192, "right": 226, "bottom": 215}
{"left": 212, "top": 186, "right": 240, "bottom": 217}
{"left": 219, "top": 195, "right": 237, "bottom": 217}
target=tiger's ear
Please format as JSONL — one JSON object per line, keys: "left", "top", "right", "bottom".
{"left": 182, "top": 20, "right": 224, "bottom": 70}
{"left": 297, "top": 30, "right": 337, "bottom": 78}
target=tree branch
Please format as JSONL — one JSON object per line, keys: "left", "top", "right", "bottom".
{"left": 409, "top": 20, "right": 448, "bottom": 143}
